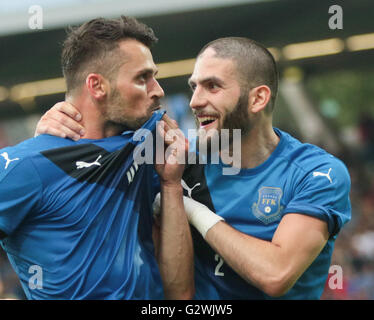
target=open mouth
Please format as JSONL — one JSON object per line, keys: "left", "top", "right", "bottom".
{"left": 198, "top": 116, "right": 218, "bottom": 128}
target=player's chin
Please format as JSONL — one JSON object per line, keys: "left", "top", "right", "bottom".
{"left": 198, "top": 120, "right": 221, "bottom": 139}
{"left": 121, "top": 115, "right": 149, "bottom": 130}
{"left": 140, "top": 111, "right": 155, "bottom": 122}
{"left": 198, "top": 127, "right": 222, "bottom": 152}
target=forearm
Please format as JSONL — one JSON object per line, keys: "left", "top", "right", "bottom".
{"left": 181, "top": 197, "right": 285, "bottom": 294}
{"left": 158, "top": 183, "right": 194, "bottom": 299}
{"left": 205, "top": 222, "right": 294, "bottom": 297}
{"left": 205, "top": 213, "right": 328, "bottom": 297}
{"left": 182, "top": 195, "right": 328, "bottom": 296}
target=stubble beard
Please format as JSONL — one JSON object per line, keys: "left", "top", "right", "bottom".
{"left": 103, "top": 86, "right": 151, "bottom": 131}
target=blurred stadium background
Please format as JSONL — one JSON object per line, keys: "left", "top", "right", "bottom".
{"left": 1, "top": 0, "right": 374, "bottom": 299}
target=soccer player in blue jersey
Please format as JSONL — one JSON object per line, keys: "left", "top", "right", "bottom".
{"left": 35, "top": 37, "right": 351, "bottom": 299}
{"left": 179, "top": 37, "right": 351, "bottom": 299}
{"left": 0, "top": 16, "right": 193, "bottom": 300}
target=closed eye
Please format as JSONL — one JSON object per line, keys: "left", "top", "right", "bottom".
{"left": 136, "top": 69, "right": 158, "bottom": 83}
{"left": 137, "top": 73, "right": 150, "bottom": 82}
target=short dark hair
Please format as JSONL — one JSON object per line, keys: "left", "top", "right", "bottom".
{"left": 61, "top": 16, "right": 158, "bottom": 94}
{"left": 198, "top": 37, "right": 278, "bottom": 112}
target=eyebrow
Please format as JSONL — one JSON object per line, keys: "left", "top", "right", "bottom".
{"left": 136, "top": 67, "right": 158, "bottom": 77}
{"left": 188, "top": 76, "right": 225, "bottom": 87}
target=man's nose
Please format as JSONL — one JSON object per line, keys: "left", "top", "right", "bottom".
{"left": 189, "top": 88, "right": 207, "bottom": 110}
{"left": 150, "top": 78, "right": 165, "bottom": 99}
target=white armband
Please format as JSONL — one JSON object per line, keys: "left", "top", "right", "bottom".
{"left": 152, "top": 192, "right": 224, "bottom": 238}
{"left": 182, "top": 196, "right": 224, "bottom": 239}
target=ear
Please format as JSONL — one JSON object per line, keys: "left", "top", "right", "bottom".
{"left": 249, "top": 85, "right": 271, "bottom": 113}
{"left": 85, "top": 73, "right": 109, "bottom": 101}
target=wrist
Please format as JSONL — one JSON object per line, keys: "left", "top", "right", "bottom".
{"left": 183, "top": 196, "right": 224, "bottom": 238}
{"left": 160, "top": 180, "right": 183, "bottom": 191}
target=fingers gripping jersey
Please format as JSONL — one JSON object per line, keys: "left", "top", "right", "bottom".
{"left": 182, "top": 128, "right": 351, "bottom": 300}
{"left": 0, "top": 111, "right": 165, "bottom": 300}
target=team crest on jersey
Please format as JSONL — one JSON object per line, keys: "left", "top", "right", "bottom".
{"left": 252, "top": 187, "right": 284, "bottom": 224}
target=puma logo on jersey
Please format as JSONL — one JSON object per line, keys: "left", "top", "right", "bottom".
{"left": 76, "top": 155, "right": 102, "bottom": 169}
{"left": 1, "top": 152, "right": 20, "bottom": 169}
{"left": 313, "top": 168, "right": 332, "bottom": 183}
{"left": 181, "top": 179, "right": 201, "bottom": 198}
{"left": 126, "top": 162, "right": 139, "bottom": 185}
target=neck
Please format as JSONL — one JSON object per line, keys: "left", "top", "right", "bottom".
{"left": 220, "top": 118, "right": 279, "bottom": 170}
{"left": 67, "top": 94, "right": 123, "bottom": 139}
{"left": 239, "top": 123, "right": 279, "bottom": 169}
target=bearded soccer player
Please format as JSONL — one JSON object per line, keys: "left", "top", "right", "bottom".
{"left": 0, "top": 17, "right": 193, "bottom": 300}
{"left": 34, "top": 37, "right": 351, "bottom": 299}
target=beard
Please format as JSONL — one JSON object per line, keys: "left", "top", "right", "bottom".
{"left": 196, "top": 88, "right": 251, "bottom": 156}
{"left": 222, "top": 89, "right": 252, "bottom": 137}
{"left": 101, "top": 86, "right": 155, "bottom": 131}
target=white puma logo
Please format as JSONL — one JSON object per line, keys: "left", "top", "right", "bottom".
{"left": 313, "top": 168, "right": 332, "bottom": 183}
{"left": 1, "top": 152, "right": 20, "bottom": 169}
{"left": 76, "top": 155, "right": 102, "bottom": 169}
{"left": 126, "top": 162, "right": 139, "bottom": 185}
{"left": 181, "top": 179, "right": 201, "bottom": 198}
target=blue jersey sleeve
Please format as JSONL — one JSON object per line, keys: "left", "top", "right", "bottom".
{"left": 283, "top": 159, "right": 351, "bottom": 237}
{"left": 0, "top": 157, "right": 42, "bottom": 236}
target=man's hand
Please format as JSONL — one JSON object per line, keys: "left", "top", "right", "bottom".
{"left": 34, "top": 102, "right": 85, "bottom": 141}
{"left": 153, "top": 115, "right": 194, "bottom": 300}
{"left": 155, "top": 114, "right": 188, "bottom": 185}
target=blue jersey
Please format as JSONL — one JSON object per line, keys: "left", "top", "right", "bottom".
{"left": 0, "top": 111, "right": 165, "bottom": 300}
{"left": 182, "top": 128, "right": 351, "bottom": 299}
